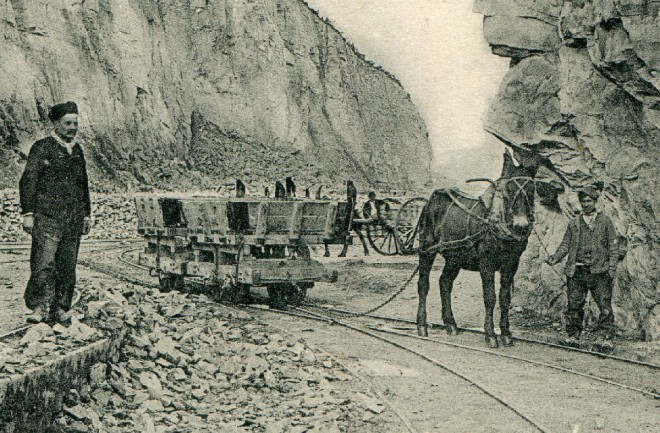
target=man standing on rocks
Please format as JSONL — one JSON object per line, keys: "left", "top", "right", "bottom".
{"left": 545, "top": 185, "right": 618, "bottom": 343}
{"left": 19, "top": 101, "right": 92, "bottom": 325}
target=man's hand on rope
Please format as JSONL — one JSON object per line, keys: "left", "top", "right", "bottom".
{"left": 82, "top": 217, "right": 92, "bottom": 235}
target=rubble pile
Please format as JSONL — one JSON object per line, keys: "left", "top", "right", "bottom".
{"left": 0, "top": 191, "right": 25, "bottom": 242}
{"left": 55, "top": 285, "right": 390, "bottom": 432}
{"left": 90, "top": 195, "right": 138, "bottom": 240}
{"left": 0, "top": 190, "right": 138, "bottom": 242}
{"left": 476, "top": 0, "right": 660, "bottom": 339}
{"left": 0, "top": 320, "right": 99, "bottom": 375}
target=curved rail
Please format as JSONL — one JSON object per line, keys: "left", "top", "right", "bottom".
{"left": 313, "top": 305, "right": 660, "bottom": 370}
{"left": 368, "top": 324, "right": 659, "bottom": 399}
{"left": 246, "top": 304, "right": 552, "bottom": 433}
{"left": 0, "top": 243, "right": 140, "bottom": 341}
{"left": 99, "top": 248, "right": 660, "bottom": 400}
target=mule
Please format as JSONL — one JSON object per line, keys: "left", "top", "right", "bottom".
{"left": 416, "top": 150, "right": 538, "bottom": 348}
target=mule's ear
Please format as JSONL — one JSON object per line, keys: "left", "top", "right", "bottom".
{"left": 501, "top": 148, "right": 515, "bottom": 177}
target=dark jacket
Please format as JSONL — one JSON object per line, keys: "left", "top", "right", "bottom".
{"left": 551, "top": 212, "right": 618, "bottom": 277}
{"left": 19, "top": 136, "right": 91, "bottom": 221}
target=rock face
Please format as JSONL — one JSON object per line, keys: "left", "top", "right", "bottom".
{"left": 0, "top": 0, "right": 431, "bottom": 192}
{"left": 475, "top": 0, "right": 659, "bottom": 339}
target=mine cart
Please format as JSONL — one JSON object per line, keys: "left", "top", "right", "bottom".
{"left": 135, "top": 195, "right": 348, "bottom": 307}
{"left": 361, "top": 197, "right": 429, "bottom": 256}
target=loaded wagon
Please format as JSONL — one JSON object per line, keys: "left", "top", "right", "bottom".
{"left": 135, "top": 194, "right": 349, "bottom": 307}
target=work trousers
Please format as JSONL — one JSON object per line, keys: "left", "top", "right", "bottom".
{"left": 25, "top": 214, "right": 82, "bottom": 312}
{"left": 566, "top": 266, "right": 614, "bottom": 338}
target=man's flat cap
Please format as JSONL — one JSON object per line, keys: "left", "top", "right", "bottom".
{"left": 48, "top": 101, "right": 78, "bottom": 122}
{"left": 578, "top": 185, "right": 600, "bottom": 200}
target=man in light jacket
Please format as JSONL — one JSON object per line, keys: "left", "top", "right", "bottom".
{"left": 546, "top": 185, "right": 618, "bottom": 342}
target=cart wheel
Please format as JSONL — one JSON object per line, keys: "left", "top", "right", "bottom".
{"left": 366, "top": 223, "right": 399, "bottom": 255}
{"left": 395, "top": 197, "right": 428, "bottom": 255}
{"left": 211, "top": 282, "right": 250, "bottom": 304}
{"left": 285, "top": 284, "right": 309, "bottom": 306}
{"left": 267, "top": 284, "right": 288, "bottom": 310}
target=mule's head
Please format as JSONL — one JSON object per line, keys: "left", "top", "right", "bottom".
{"left": 497, "top": 150, "right": 538, "bottom": 236}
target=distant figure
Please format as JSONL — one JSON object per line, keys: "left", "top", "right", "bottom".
{"left": 337, "top": 180, "right": 370, "bottom": 257}
{"left": 20, "top": 101, "right": 92, "bottom": 325}
{"left": 315, "top": 185, "right": 323, "bottom": 200}
{"left": 305, "top": 187, "right": 310, "bottom": 198}
{"left": 275, "top": 181, "right": 286, "bottom": 199}
{"left": 364, "top": 191, "right": 378, "bottom": 221}
{"left": 264, "top": 186, "right": 270, "bottom": 197}
{"left": 285, "top": 177, "right": 296, "bottom": 199}
{"left": 546, "top": 184, "right": 618, "bottom": 343}
{"left": 236, "top": 179, "right": 246, "bottom": 198}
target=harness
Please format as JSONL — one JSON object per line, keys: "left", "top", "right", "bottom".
{"left": 420, "top": 177, "right": 536, "bottom": 255}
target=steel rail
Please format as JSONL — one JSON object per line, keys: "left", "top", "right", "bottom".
{"left": 367, "top": 325, "right": 659, "bottom": 399}
{"left": 310, "top": 305, "right": 660, "bottom": 370}
{"left": 0, "top": 239, "right": 143, "bottom": 252}
{"left": 229, "top": 303, "right": 421, "bottom": 433}
{"left": 111, "top": 250, "right": 660, "bottom": 370}
{"left": 250, "top": 305, "right": 553, "bottom": 433}
{"left": 82, "top": 251, "right": 421, "bottom": 433}
{"left": 0, "top": 243, "right": 146, "bottom": 341}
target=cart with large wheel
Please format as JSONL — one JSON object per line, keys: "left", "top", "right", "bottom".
{"left": 362, "top": 196, "right": 429, "bottom": 256}
{"left": 135, "top": 194, "right": 349, "bottom": 308}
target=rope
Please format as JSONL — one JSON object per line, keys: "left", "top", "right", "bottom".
{"left": 332, "top": 265, "right": 420, "bottom": 318}
{"left": 531, "top": 225, "right": 567, "bottom": 289}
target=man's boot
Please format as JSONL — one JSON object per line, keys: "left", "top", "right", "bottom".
{"left": 26, "top": 305, "right": 48, "bottom": 324}
{"left": 50, "top": 308, "right": 72, "bottom": 326}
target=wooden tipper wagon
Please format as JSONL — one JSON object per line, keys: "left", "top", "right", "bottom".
{"left": 135, "top": 195, "right": 349, "bottom": 307}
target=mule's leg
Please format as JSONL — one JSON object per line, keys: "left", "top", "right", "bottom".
{"left": 479, "top": 266, "right": 499, "bottom": 349}
{"left": 355, "top": 228, "right": 370, "bottom": 256}
{"left": 439, "top": 258, "right": 461, "bottom": 335}
{"left": 416, "top": 253, "right": 436, "bottom": 337}
{"left": 499, "top": 261, "right": 519, "bottom": 347}
{"left": 324, "top": 242, "right": 330, "bottom": 258}
{"left": 338, "top": 234, "right": 350, "bottom": 257}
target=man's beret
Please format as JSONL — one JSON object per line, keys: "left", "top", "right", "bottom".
{"left": 48, "top": 101, "right": 78, "bottom": 122}
{"left": 578, "top": 185, "right": 600, "bottom": 200}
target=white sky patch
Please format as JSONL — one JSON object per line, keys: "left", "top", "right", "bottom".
{"left": 304, "top": 0, "right": 511, "bottom": 183}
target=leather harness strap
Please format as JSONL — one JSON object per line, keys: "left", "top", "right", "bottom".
{"left": 419, "top": 177, "right": 535, "bottom": 255}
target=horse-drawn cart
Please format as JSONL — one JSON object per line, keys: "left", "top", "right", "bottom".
{"left": 135, "top": 195, "right": 349, "bottom": 307}
{"left": 360, "top": 197, "right": 428, "bottom": 256}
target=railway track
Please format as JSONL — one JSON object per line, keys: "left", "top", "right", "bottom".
{"left": 292, "top": 305, "right": 660, "bottom": 399}
{"left": 105, "top": 247, "right": 660, "bottom": 376}
{"left": 76, "top": 246, "right": 660, "bottom": 432}
{"left": 0, "top": 242, "right": 142, "bottom": 340}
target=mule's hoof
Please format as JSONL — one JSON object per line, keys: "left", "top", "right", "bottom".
{"left": 501, "top": 335, "right": 514, "bottom": 347}
{"left": 337, "top": 253, "right": 346, "bottom": 258}
{"left": 446, "top": 325, "right": 459, "bottom": 336}
{"left": 417, "top": 325, "right": 429, "bottom": 337}
{"left": 323, "top": 252, "right": 330, "bottom": 257}
{"left": 486, "top": 336, "right": 499, "bottom": 349}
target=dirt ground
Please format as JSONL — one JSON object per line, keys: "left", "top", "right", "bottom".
{"left": 313, "top": 244, "right": 660, "bottom": 366}
{"left": 1, "top": 243, "right": 658, "bottom": 433}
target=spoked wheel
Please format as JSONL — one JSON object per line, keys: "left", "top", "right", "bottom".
{"left": 267, "top": 284, "right": 289, "bottom": 310}
{"left": 209, "top": 282, "right": 250, "bottom": 304}
{"left": 285, "top": 283, "right": 310, "bottom": 307}
{"left": 366, "top": 223, "right": 399, "bottom": 255}
{"left": 267, "top": 283, "right": 310, "bottom": 309}
{"left": 158, "top": 273, "right": 184, "bottom": 293}
{"left": 395, "top": 197, "right": 428, "bottom": 255}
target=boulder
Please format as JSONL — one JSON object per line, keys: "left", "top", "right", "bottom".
{"left": 477, "top": 0, "right": 659, "bottom": 338}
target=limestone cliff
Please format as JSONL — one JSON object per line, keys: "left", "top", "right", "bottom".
{"left": 476, "top": 0, "right": 659, "bottom": 339}
{"left": 0, "top": 0, "right": 431, "bottom": 193}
